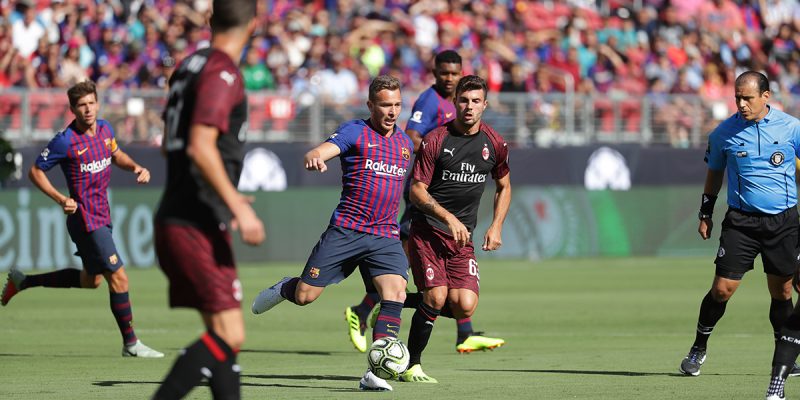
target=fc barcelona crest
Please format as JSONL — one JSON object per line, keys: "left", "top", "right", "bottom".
{"left": 104, "top": 138, "right": 112, "bottom": 150}
{"left": 402, "top": 147, "right": 410, "bottom": 160}
{"left": 309, "top": 267, "right": 320, "bottom": 279}
{"left": 482, "top": 144, "right": 490, "bottom": 161}
{"left": 109, "top": 254, "right": 118, "bottom": 265}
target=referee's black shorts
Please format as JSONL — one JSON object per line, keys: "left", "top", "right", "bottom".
{"left": 714, "top": 207, "right": 800, "bottom": 280}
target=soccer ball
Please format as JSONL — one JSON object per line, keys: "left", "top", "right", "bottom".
{"left": 367, "top": 337, "right": 410, "bottom": 380}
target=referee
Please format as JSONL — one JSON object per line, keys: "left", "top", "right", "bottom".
{"left": 680, "top": 71, "right": 800, "bottom": 380}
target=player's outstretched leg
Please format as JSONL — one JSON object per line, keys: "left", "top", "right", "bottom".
{"left": 251, "top": 277, "right": 296, "bottom": 314}
{"left": 1, "top": 269, "right": 26, "bottom": 306}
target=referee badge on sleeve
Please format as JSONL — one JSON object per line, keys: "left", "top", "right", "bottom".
{"left": 771, "top": 151, "right": 785, "bottom": 166}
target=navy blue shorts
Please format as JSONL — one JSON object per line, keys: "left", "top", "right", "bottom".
{"left": 301, "top": 225, "right": 408, "bottom": 290}
{"left": 68, "top": 224, "right": 124, "bottom": 275}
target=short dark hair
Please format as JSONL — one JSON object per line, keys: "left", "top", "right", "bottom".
{"left": 735, "top": 70, "right": 770, "bottom": 94}
{"left": 435, "top": 50, "right": 462, "bottom": 67}
{"left": 67, "top": 80, "right": 97, "bottom": 107}
{"left": 210, "top": 0, "right": 256, "bottom": 32}
{"left": 369, "top": 75, "right": 401, "bottom": 101}
{"left": 455, "top": 75, "right": 487, "bottom": 98}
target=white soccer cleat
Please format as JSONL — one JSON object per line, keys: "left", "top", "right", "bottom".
{"left": 251, "top": 277, "right": 291, "bottom": 314}
{"left": 122, "top": 340, "right": 165, "bottom": 358}
{"left": 359, "top": 369, "right": 393, "bottom": 391}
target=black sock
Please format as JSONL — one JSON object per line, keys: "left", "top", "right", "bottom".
{"left": 404, "top": 292, "right": 422, "bottom": 309}
{"left": 153, "top": 331, "right": 233, "bottom": 400}
{"left": 768, "top": 315, "right": 800, "bottom": 397}
{"left": 440, "top": 301, "right": 455, "bottom": 319}
{"left": 692, "top": 291, "right": 728, "bottom": 350}
{"left": 21, "top": 268, "right": 81, "bottom": 289}
{"left": 771, "top": 298, "right": 794, "bottom": 340}
{"left": 209, "top": 340, "right": 240, "bottom": 400}
{"left": 407, "top": 302, "right": 440, "bottom": 366}
{"left": 279, "top": 277, "right": 300, "bottom": 304}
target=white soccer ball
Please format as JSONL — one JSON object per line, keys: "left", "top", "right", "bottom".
{"left": 367, "top": 337, "right": 410, "bottom": 380}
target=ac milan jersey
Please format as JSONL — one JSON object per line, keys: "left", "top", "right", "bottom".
{"left": 156, "top": 47, "right": 248, "bottom": 228}
{"left": 411, "top": 121, "right": 509, "bottom": 232}
{"left": 406, "top": 85, "right": 456, "bottom": 136}
{"left": 35, "top": 119, "right": 118, "bottom": 232}
{"left": 326, "top": 119, "right": 414, "bottom": 238}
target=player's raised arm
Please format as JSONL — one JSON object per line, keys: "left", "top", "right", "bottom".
{"left": 483, "top": 173, "right": 511, "bottom": 251}
{"left": 304, "top": 142, "right": 341, "bottom": 172}
{"left": 188, "top": 123, "right": 264, "bottom": 246}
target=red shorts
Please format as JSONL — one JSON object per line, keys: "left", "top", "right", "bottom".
{"left": 154, "top": 222, "right": 241, "bottom": 313}
{"left": 408, "top": 221, "right": 480, "bottom": 294}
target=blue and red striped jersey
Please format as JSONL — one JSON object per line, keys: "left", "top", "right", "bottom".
{"left": 35, "top": 119, "right": 118, "bottom": 232}
{"left": 326, "top": 119, "right": 414, "bottom": 239}
{"left": 405, "top": 85, "right": 456, "bottom": 136}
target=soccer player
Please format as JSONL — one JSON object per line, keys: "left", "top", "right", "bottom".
{"left": 401, "top": 75, "right": 511, "bottom": 383}
{"left": 0, "top": 80, "right": 163, "bottom": 358}
{"left": 676, "top": 71, "right": 800, "bottom": 385}
{"left": 152, "top": 1, "right": 265, "bottom": 399}
{"left": 251, "top": 75, "right": 413, "bottom": 392}
{"left": 345, "top": 50, "right": 505, "bottom": 355}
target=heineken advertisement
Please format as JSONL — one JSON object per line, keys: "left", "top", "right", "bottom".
{"left": 0, "top": 186, "right": 718, "bottom": 271}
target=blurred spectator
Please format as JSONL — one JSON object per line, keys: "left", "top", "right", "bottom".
{"left": 12, "top": 1, "right": 44, "bottom": 58}
{"left": 242, "top": 46, "right": 275, "bottom": 91}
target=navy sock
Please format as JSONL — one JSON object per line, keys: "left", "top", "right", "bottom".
{"left": 21, "top": 268, "right": 81, "bottom": 289}
{"left": 153, "top": 331, "right": 233, "bottom": 400}
{"left": 353, "top": 292, "right": 380, "bottom": 320}
{"left": 692, "top": 291, "right": 728, "bottom": 350}
{"left": 771, "top": 298, "right": 794, "bottom": 340}
{"left": 110, "top": 291, "right": 138, "bottom": 345}
{"left": 456, "top": 318, "right": 473, "bottom": 344}
{"left": 407, "top": 302, "right": 440, "bottom": 366}
{"left": 373, "top": 300, "right": 403, "bottom": 340}
{"left": 279, "top": 277, "right": 300, "bottom": 304}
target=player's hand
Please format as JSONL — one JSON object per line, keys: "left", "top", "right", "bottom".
{"left": 482, "top": 225, "right": 502, "bottom": 251}
{"left": 304, "top": 156, "right": 328, "bottom": 173}
{"left": 134, "top": 167, "right": 150, "bottom": 184}
{"left": 446, "top": 216, "right": 470, "bottom": 248}
{"left": 698, "top": 218, "right": 713, "bottom": 240}
{"left": 231, "top": 202, "right": 265, "bottom": 246}
{"left": 60, "top": 197, "right": 77, "bottom": 215}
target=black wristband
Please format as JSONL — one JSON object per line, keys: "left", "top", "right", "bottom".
{"left": 700, "top": 193, "right": 717, "bottom": 216}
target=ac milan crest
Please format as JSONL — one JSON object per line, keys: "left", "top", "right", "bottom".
{"left": 481, "top": 144, "right": 489, "bottom": 161}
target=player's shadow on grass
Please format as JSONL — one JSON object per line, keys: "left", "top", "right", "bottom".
{"left": 93, "top": 380, "right": 326, "bottom": 389}
{"left": 239, "top": 348, "right": 352, "bottom": 356}
{"left": 466, "top": 368, "right": 752, "bottom": 377}
{"left": 244, "top": 373, "right": 358, "bottom": 382}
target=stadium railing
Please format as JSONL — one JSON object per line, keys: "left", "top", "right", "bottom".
{"left": 3, "top": 87, "right": 799, "bottom": 148}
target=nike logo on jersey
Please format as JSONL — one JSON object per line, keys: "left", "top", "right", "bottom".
{"left": 219, "top": 70, "right": 236, "bottom": 86}
{"left": 367, "top": 143, "right": 380, "bottom": 148}
{"left": 443, "top": 148, "right": 455, "bottom": 157}
{"left": 76, "top": 147, "right": 88, "bottom": 156}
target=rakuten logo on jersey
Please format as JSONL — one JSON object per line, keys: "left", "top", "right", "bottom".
{"left": 80, "top": 157, "right": 112, "bottom": 174}
{"left": 364, "top": 159, "right": 407, "bottom": 177}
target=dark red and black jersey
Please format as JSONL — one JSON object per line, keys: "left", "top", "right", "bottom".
{"left": 156, "top": 47, "right": 248, "bottom": 228}
{"left": 410, "top": 121, "right": 509, "bottom": 233}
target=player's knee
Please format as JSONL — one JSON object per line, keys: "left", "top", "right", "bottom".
{"left": 425, "top": 290, "right": 447, "bottom": 310}
{"left": 710, "top": 287, "right": 733, "bottom": 302}
{"left": 294, "top": 291, "right": 318, "bottom": 306}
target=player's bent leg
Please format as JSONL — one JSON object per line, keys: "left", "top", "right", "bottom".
{"left": 1, "top": 269, "right": 26, "bottom": 306}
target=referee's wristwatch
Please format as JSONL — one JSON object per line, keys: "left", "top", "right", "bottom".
{"left": 698, "top": 212, "right": 712, "bottom": 221}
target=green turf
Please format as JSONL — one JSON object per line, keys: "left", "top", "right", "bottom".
{"left": 0, "top": 257, "right": 792, "bottom": 399}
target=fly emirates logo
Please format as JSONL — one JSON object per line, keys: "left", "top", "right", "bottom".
{"left": 364, "top": 159, "right": 406, "bottom": 177}
{"left": 80, "top": 157, "right": 112, "bottom": 174}
{"left": 442, "top": 162, "right": 487, "bottom": 183}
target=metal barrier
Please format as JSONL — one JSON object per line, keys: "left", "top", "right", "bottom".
{"left": 3, "top": 87, "right": 800, "bottom": 148}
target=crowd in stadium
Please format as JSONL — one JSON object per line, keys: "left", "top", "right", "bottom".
{"left": 2, "top": 0, "right": 800, "bottom": 143}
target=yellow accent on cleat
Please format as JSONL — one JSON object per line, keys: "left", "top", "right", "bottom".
{"left": 456, "top": 335, "right": 506, "bottom": 353}
{"left": 399, "top": 364, "right": 438, "bottom": 383}
{"left": 345, "top": 306, "right": 367, "bottom": 353}
{"left": 368, "top": 302, "right": 381, "bottom": 329}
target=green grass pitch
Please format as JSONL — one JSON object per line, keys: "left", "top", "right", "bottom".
{"left": 0, "top": 257, "right": 791, "bottom": 399}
